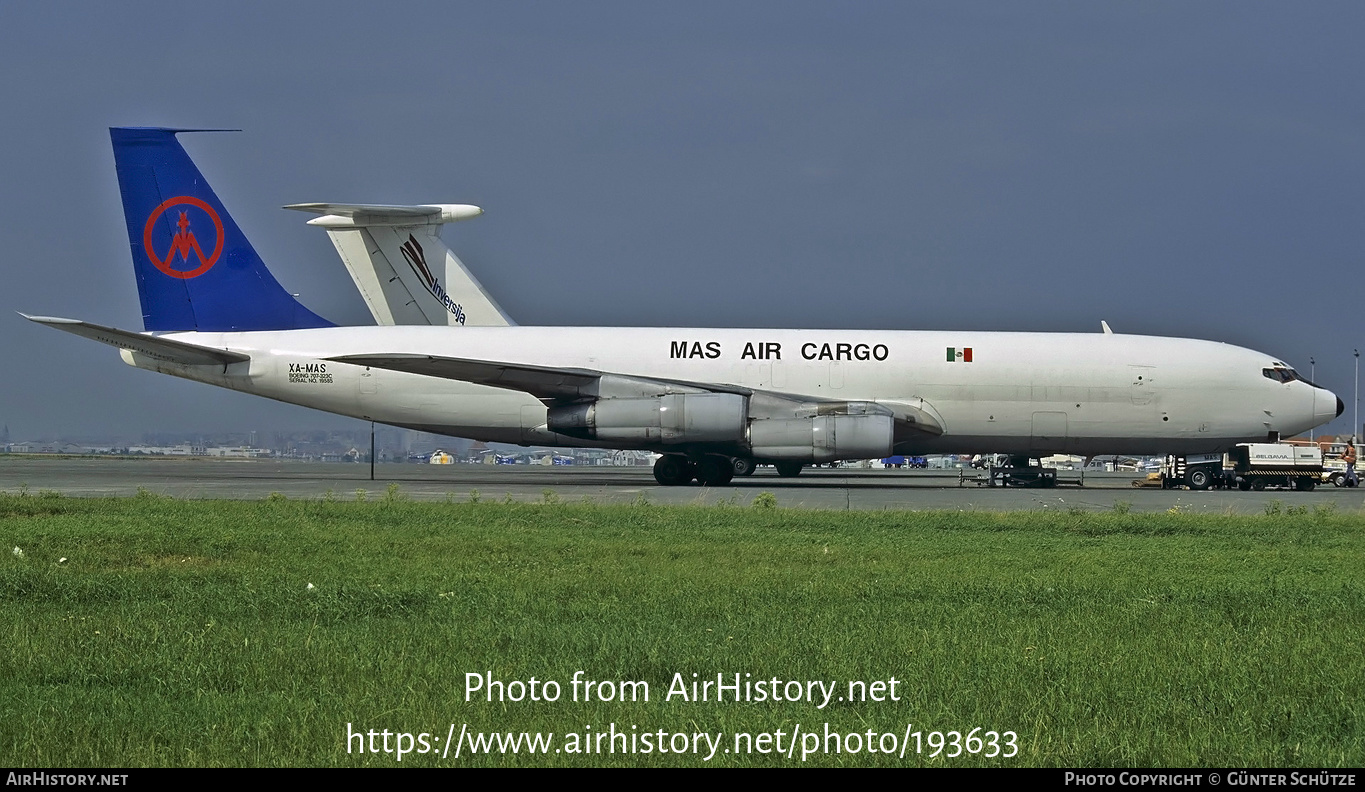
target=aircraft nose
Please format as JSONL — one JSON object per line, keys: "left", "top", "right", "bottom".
{"left": 1316, "top": 389, "right": 1343, "bottom": 424}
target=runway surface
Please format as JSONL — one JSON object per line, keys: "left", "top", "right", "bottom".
{"left": 3, "top": 455, "right": 1362, "bottom": 513}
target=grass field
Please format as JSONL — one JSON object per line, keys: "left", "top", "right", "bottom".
{"left": 1, "top": 488, "right": 1362, "bottom": 767}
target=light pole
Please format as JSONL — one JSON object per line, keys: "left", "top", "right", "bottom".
{"left": 1355, "top": 349, "right": 1360, "bottom": 444}
{"left": 1310, "top": 357, "right": 1316, "bottom": 442}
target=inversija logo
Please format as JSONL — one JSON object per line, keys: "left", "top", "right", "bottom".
{"left": 398, "top": 234, "right": 466, "bottom": 325}
{"left": 142, "top": 196, "right": 224, "bottom": 279}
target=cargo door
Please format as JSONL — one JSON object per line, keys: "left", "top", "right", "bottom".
{"left": 1129, "top": 365, "right": 1156, "bottom": 405}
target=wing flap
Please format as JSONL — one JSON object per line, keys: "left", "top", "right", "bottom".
{"left": 23, "top": 314, "right": 250, "bottom": 367}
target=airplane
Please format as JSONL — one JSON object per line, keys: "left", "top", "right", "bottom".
{"left": 25, "top": 127, "right": 1344, "bottom": 487}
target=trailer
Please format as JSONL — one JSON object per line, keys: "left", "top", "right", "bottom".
{"left": 977, "top": 456, "right": 1084, "bottom": 487}
{"left": 1161, "top": 444, "right": 1322, "bottom": 491}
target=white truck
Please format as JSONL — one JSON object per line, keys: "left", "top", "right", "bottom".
{"left": 1225, "top": 443, "right": 1322, "bottom": 491}
{"left": 1161, "top": 443, "right": 1323, "bottom": 491}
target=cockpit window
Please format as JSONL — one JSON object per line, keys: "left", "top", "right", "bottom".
{"left": 1263, "top": 366, "right": 1316, "bottom": 386}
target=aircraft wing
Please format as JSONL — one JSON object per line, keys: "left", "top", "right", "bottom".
{"left": 330, "top": 353, "right": 748, "bottom": 400}
{"left": 22, "top": 315, "right": 250, "bottom": 367}
{"left": 329, "top": 352, "right": 943, "bottom": 435}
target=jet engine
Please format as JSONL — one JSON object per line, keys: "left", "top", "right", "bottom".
{"left": 748, "top": 414, "right": 894, "bottom": 462}
{"left": 547, "top": 393, "right": 747, "bottom": 443}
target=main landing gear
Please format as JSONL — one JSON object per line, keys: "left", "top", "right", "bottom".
{"left": 653, "top": 454, "right": 736, "bottom": 486}
{"left": 653, "top": 454, "right": 792, "bottom": 486}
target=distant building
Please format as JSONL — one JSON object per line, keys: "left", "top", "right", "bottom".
{"left": 127, "top": 444, "right": 206, "bottom": 456}
{"left": 204, "top": 447, "right": 270, "bottom": 458}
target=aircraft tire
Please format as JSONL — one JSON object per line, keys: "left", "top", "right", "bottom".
{"left": 774, "top": 461, "right": 803, "bottom": 478}
{"left": 732, "top": 457, "right": 757, "bottom": 477}
{"left": 1238, "top": 480, "right": 1252, "bottom": 491}
{"left": 1251, "top": 480, "right": 1266, "bottom": 491}
{"left": 1298, "top": 478, "right": 1316, "bottom": 492}
{"left": 653, "top": 455, "right": 692, "bottom": 486}
{"left": 696, "top": 456, "right": 734, "bottom": 487}
{"left": 1187, "top": 468, "right": 1212, "bottom": 491}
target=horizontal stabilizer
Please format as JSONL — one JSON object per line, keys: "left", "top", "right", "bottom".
{"left": 22, "top": 314, "right": 249, "bottom": 367}
{"left": 283, "top": 203, "right": 483, "bottom": 228}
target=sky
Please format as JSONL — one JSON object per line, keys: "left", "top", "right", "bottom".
{"left": 2, "top": 2, "right": 1362, "bottom": 441}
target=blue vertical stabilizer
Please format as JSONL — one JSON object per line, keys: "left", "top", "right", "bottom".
{"left": 110, "top": 127, "right": 334, "bottom": 331}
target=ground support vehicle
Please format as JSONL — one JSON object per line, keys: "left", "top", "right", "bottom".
{"left": 976, "top": 456, "right": 1083, "bottom": 487}
{"left": 1226, "top": 443, "right": 1321, "bottom": 491}
{"left": 1162, "top": 444, "right": 1322, "bottom": 491}
{"left": 1160, "top": 454, "right": 1228, "bottom": 490}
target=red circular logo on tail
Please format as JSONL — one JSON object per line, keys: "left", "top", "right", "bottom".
{"left": 142, "top": 196, "right": 225, "bottom": 279}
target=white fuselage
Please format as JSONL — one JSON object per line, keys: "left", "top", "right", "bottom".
{"left": 124, "top": 326, "right": 1337, "bottom": 458}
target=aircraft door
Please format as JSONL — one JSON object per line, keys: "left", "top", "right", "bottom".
{"left": 1129, "top": 365, "right": 1156, "bottom": 405}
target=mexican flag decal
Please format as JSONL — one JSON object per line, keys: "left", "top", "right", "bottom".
{"left": 946, "top": 347, "right": 973, "bottom": 362}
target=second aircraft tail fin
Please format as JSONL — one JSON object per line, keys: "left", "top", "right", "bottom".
{"left": 285, "top": 203, "right": 514, "bottom": 327}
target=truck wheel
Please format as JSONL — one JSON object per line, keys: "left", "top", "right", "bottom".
{"left": 1299, "top": 478, "right": 1316, "bottom": 492}
{"left": 1238, "top": 480, "right": 1251, "bottom": 491}
{"left": 1187, "top": 469, "right": 1212, "bottom": 490}
{"left": 1251, "top": 480, "right": 1266, "bottom": 491}
{"left": 1331, "top": 472, "right": 1346, "bottom": 487}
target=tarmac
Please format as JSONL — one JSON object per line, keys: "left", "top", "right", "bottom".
{"left": 3, "top": 455, "right": 1363, "bottom": 513}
